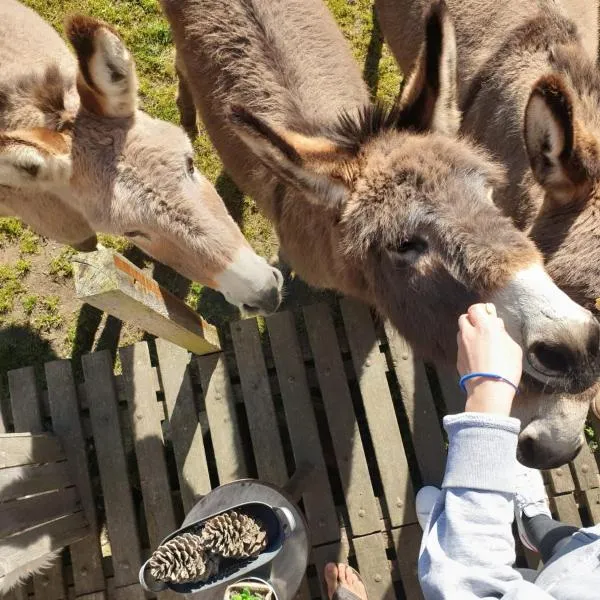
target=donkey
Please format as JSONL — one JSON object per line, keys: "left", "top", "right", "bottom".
{"left": 159, "top": 0, "right": 599, "bottom": 468}
{"left": 375, "top": 0, "right": 600, "bottom": 464}
{"left": 0, "top": 0, "right": 282, "bottom": 315}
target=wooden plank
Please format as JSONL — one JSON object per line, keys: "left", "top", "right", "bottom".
{"left": 547, "top": 465, "right": 576, "bottom": 495}
{"left": 551, "top": 494, "right": 582, "bottom": 527}
{"left": 8, "top": 370, "right": 66, "bottom": 600}
{"left": 384, "top": 323, "right": 445, "bottom": 486}
{"left": 230, "top": 319, "right": 288, "bottom": 486}
{"left": 391, "top": 525, "right": 424, "bottom": 600}
{"left": 82, "top": 351, "right": 142, "bottom": 591}
{"left": 570, "top": 444, "right": 599, "bottom": 491}
{"left": 45, "top": 360, "right": 106, "bottom": 597}
{"left": 0, "top": 512, "right": 88, "bottom": 578}
{"left": 119, "top": 344, "right": 179, "bottom": 598}
{"left": 353, "top": 533, "right": 395, "bottom": 600}
{"left": 583, "top": 488, "right": 600, "bottom": 524}
{"left": 73, "top": 249, "right": 220, "bottom": 355}
{"left": 435, "top": 367, "right": 464, "bottom": 415}
{"left": 0, "top": 462, "right": 71, "bottom": 500}
{"left": 266, "top": 311, "right": 339, "bottom": 545}
{"left": 196, "top": 354, "right": 248, "bottom": 483}
{"left": 113, "top": 582, "right": 145, "bottom": 600}
{"left": 341, "top": 299, "right": 417, "bottom": 527}
{"left": 8, "top": 367, "right": 42, "bottom": 432}
{"left": 155, "top": 339, "right": 211, "bottom": 512}
{"left": 0, "top": 487, "right": 81, "bottom": 537}
{"left": 304, "top": 304, "right": 380, "bottom": 536}
{"left": 0, "top": 434, "right": 64, "bottom": 468}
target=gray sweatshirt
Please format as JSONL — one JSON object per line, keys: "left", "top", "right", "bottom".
{"left": 418, "top": 413, "right": 600, "bottom": 599}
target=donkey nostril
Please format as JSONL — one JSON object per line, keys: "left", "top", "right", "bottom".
{"left": 529, "top": 342, "right": 571, "bottom": 374}
{"left": 243, "top": 303, "right": 259, "bottom": 312}
{"left": 517, "top": 434, "right": 537, "bottom": 468}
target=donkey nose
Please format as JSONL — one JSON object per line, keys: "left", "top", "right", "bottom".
{"left": 517, "top": 431, "right": 582, "bottom": 470}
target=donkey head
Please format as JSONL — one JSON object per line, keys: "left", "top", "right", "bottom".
{"left": 0, "top": 16, "right": 282, "bottom": 314}
{"left": 230, "top": 2, "right": 599, "bottom": 467}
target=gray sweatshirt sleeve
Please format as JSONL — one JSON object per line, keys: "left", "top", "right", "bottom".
{"left": 418, "top": 413, "right": 555, "bottom": 600}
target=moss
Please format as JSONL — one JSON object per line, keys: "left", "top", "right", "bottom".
{"left": 22, "top": 295, "right": 39, "bottom": 316}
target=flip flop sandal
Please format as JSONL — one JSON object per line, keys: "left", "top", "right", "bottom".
{"left": 331, "top": 567, "right": 368, "bottom": 600}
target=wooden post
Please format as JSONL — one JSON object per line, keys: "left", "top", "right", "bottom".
{"left": 72, "top": 249, "right": 220, "bottom": 355}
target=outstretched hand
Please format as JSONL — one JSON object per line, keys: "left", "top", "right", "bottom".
{"left": 457, "top": 303, "right": 523, "bottom": 416}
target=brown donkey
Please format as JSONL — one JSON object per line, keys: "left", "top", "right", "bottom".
{"left": 376, "top": 0, "right": 600, "bottom": 466}
{"left": 0, "top": 0, "right": 282, "bottom": 314}
{"left": 161, "top": 0, "right": 599, "bottom": 468}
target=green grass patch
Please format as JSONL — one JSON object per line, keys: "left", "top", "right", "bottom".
{"left": 32, "top": 295, "right": 63, "bottom": 332}
{"left": 22, "top": 294, "right": 39, "bottom": 316}
{"left": 50, "top": 247, "right": 76, "bottom": 279}
{"left": 0, "top": 218, "right": 24, "bottom": 247}
{"left": 19, "top": 229, "right": 41, "bottom": 255}
{"left": 0, "top": 262, "right": 29, "bottom": 314}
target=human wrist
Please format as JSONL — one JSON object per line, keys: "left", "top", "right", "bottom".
{"left": 464, "top": 379, "right": 516, "bottom": 416}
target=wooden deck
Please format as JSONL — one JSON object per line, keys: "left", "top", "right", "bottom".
{"left": 1, "top": 298, "right": 599, "bottom": 600}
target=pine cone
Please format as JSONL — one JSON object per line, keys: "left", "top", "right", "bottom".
{"left": 200, "top": 510, "right": 267, "bottom": 558}
{"left": 149, "top": 532, "right": 220, "bottom": 583}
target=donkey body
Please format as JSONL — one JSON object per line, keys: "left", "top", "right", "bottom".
{"left": 0, "top": 0, "right": 282, "bottom": 314}
{"left": 162, "top": 0, "right": 599, "bottom": 467}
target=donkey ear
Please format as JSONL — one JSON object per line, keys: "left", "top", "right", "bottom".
{"left": 399, "top": 0, "right": 460, "bottom": 136}
{"left": 0, "top": 129, "right": 71, "bottom": 188}
{"left": 524, "top": 75, "right": 592, "bottom": 203}
{"left": 66, "top": 15, "right": 138, "bottom": 118}
{"left": 230, "top": 106, "right": 356, "bottom": 207}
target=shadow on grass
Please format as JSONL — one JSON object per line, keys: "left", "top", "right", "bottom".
{"left": 364, "top": 5, "right": 384, "bottom": 98}
{"left": 215, "top": 171, "right": 245, "bottom": 227}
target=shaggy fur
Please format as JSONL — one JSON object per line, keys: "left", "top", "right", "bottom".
{"left": 0, "top": 0, "right": 276, "bottom": 299}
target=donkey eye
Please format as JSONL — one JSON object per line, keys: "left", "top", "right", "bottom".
{"left": 185, "top": 156, "right": 195, "bottom": 177}
{"left": 388, "top": 237, "right": 428, "bottom": 265}
{"left": 124, "top": 230, "right": 150, "bottom": 240}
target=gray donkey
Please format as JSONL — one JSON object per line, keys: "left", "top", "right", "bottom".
{"left": 0, "top": 0, "right": 282, "bottom": 314}
{"left": 376, "top": 0, "right": 600, "bottom": 464}
{"left": 161, "top": 0, "right": 599, "bottom": 468}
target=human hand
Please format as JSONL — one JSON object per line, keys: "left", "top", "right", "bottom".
{"left": 457, "top": 303, "right": 523, "bottom": 415}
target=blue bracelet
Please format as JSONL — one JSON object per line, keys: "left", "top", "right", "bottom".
{"left": 459, "top": 372, "right": 519, "bottom": 394}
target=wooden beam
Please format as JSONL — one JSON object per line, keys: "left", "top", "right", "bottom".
{"left": 73, "top": 249, "right": 220, "bottom": 355}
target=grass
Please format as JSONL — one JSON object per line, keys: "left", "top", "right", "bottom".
{"left": 49, "top": 247, "right": 75, "bottom": 279}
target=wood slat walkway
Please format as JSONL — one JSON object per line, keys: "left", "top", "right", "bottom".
{"left": 1, "top": 300, "right": 599, "bottom": 600}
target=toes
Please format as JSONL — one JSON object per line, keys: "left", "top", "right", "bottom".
{"left": 338, "top": 563, "right": 348, "bottom": 585}
{"left": 324, "top": 563, "right": 338, "bottom": 599}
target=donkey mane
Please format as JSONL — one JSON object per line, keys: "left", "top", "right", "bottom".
{"left": 328, "top": 102, "right": 424, "bottom": 153}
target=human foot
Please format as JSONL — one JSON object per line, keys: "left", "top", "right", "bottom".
{"left": 324, "top": 563, "right": 368, "bottom": 600}
{"left": 514, "top": 463, "right": 551, "bottom": 551}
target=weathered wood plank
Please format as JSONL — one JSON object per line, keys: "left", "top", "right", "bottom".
{"left": 0, "top": 462, "right": 70, "bottom": 500}
{"left": 8, "top": 367, "right": 42, "bottom": 433}
{"left": 570, "top": 444, "right": 599, "bottom": 491}
{"left": 266, "top": 311, "right": 339, "bottom": 545}
{"left": 435, "top": 367, "right": 464, "bottom": 415}
{"left": 8, "top": 370, "right": 67, "bottom": 600}
{"left": 196, "top": 353, "right": 248, "bottom": 483}
{"left": 0, "top": 434, "right": 64, "bottom": 468}
{"left": 551, "top": 494, "right": 582, "bottom": 527}
{"left": 74, "top": 249, "right": 220, "bottom": 355}
{"left": 45, "top": 360, "right": 106, "bottom": 597}
{"left": 384, "top": 323, "right": 446, "bottom": 487}
{"left": 583, "top": 488, "right": 600, "bottom": 524}
{"left": 293, "top": 577, "right": 311, "bottom": 600}
{"left": 0, "top": 512, "right": 88, "bottom": 578}
{"left": 113, "top": 582, "right": 146, "bottom": 600}
{"left": 119, "top": 343, "right": 179, "bottom": 599}
{"left": 341, "top": 299, "right": 417, "bottom": 527}
{"left": 304, "top": 304, "right": 380, "bottom": 537}
{"left": 0, "top": 487, "right": 81, "bottom": 537}
{"left": 82, "top": 351, "right": 142, "bottom": 591}
{"left": 547, "top": 465, "right": 576, "bottom": 495}
{"left": 353, "top": 533, "right": 395, "bottom": 600}
{"left": 391, "top": 525, "right": 424, "bottom": 600}
{"left": 230, "top": 319, "right": 288, "bottom": 486}
{"left": 156, "top": 339, "right": 211, "bottom": 512}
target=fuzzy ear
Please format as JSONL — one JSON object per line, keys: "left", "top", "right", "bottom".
{"left": 0, "top": 129, "right": 71, "bottom": 188}
{"left": 399, "top": 0, "right": 460, "bottom": 135}
{"left": 65, "top": 15, "right": 138, "bottom": 118}
{"left": 524, "top": 74, "right": 595, "bottom": 203}
{"left": 230, "top": 106, "right": 356, "bottom": 207}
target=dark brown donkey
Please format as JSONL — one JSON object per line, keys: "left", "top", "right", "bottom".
{"left": 0, "top": 0, "right": 282, "bottom": 314}
{"left": 376, "top": 0, "right": 600, "bottom": 466}
{"left": 160, "top": 0, "right": 600, "bottom": 468}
